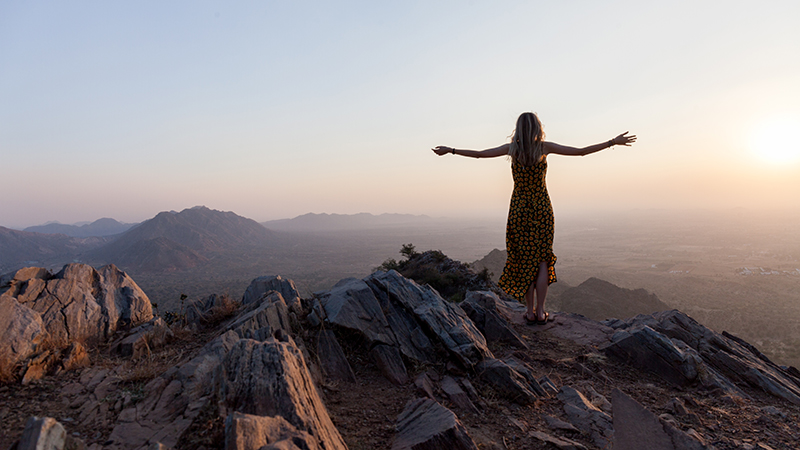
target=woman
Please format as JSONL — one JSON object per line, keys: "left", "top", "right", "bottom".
{"left": 433, "top": 112, "right": 636, "bottom": 324}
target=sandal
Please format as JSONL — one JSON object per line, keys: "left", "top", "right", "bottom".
{"left": 524, "top": 313, "right": 538, "bottom": 325}
{"left": 535, "top": 312, "right": 550, "bottom": 325}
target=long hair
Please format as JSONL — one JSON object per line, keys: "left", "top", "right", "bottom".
{"left": 508, "top": 112, "right": 545, "bottom": 166}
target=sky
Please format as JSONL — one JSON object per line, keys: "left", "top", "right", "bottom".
{"left": 2, "top": 0, "right": 799, "bottom": 228}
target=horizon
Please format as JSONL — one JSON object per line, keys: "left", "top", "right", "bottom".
{"left": 2, "top": 1, "right": 799, "bottom": 228}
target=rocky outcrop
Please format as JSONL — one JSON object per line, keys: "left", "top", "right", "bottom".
{"left": 106, "top": 276, "right": 345, "bottom": 450}
{"left": 460, "top": 291, "right": 527, "bottom": 349}
{"left": 612, "top": 388, "right": 711, "bottom": 450}
{"left": 603, "top": 310, "right": 800, "bottom": 404}
{"left": 316, "top": 270, "right": 492, "bottom": 375}
{"left": 0, "top": 263, "right": 153, "bottom": 376}
{"left": 106, "top": 331, "right": 241, "bottom": 449}
{"left": 218, "top": 338, "right": 347, "bottom": 450}
{"left": 13, "top": 416, "right": 87, "bottom": 450}
{"left": 557, "top": 386, "right": 613, "bottom": 449}
{"left": 242, "top": 275, "right": 302, "bottom": 314}
{"left": 392, "top": 398, "right": 478, "bottom": 450}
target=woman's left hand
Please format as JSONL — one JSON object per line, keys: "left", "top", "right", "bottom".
{"left": 611, "top": 132, "right": 637, "bottom": 146}
{"left": 432, "top": 146, "right": 452, "bottom": 156}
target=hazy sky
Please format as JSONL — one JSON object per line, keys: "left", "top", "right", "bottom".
{"left": 2, "top": 0, "right": 799, "bottom": 228}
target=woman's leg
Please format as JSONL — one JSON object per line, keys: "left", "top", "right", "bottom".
{"left": 535, "top": 260, "right": 549, "bottom": 321}
{"left": 524, "top": 281, "right": 536, "bottom": 321}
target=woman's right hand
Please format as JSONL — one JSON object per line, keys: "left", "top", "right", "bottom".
{"left": 432, "top": 146, "right": 452, "bottom": 156}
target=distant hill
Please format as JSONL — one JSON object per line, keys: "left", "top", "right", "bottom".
{"left": 0, "top": 227, "right": 107, "bottom": 274}
{"left": 559, "top": 277, "right": 670, "bottom": 321}
{"left": 86, "top": 206, "right": 275, "bottom": 272}
{"left": 263, "top": 212, "right": 431, "bottom": 232}
{"left": 24, "top": 218, "right": 136, "bottom": 237}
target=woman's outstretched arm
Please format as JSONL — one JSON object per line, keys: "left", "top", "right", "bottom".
{"left": 545, "top": 132, "right": 636, "bottom": 156}
{"left": 432, "top": 143, "right": 510, "bottom": 158}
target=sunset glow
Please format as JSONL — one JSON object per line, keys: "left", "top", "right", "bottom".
{"left": 750, "top": 117, "right": 800, "bottom": 165}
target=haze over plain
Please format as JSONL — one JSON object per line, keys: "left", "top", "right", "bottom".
{"left": 2, "top": 1, "right": 800, "bottom": 228}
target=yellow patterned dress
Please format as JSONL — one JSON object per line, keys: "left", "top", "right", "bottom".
{"left": 498, "top": 157, "right": 557, "bottom": 302}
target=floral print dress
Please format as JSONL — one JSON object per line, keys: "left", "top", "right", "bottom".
{"left": 498, "top": 157, "right": 557, "bottom": 301}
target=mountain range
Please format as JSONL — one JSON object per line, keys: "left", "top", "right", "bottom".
{"left": 262, "top": 212, "right": 431, "bottom": 232}
{"left": 23, "top": 218, "right": 136, "bottom": 237}
{"left": 0, "top": 206, "right": 277, "bottom": 274}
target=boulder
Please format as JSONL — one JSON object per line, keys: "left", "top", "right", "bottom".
{"left": 14, "top": 416, "right": 87, "bottom": 450}
{"left": 392, "top": 398, "right": 478, "bottom": 450}
{"left": 0, "top": 295, "right": 46, "bottom": 375}
{"left": 316, "top": 329, "right": 356, "bottom": 383}
{"left": 0, "top": 264, "right": 152, "bottom": 372}
{"left": 370, "top": 344, "right": 409, "bottom": 386}
{"left": 557, "top": 386, "right": 613, "bottom": 449}
{"left": 226, "top": 291, "right": 292, "bottom": 341}
{"left": 441, "top": 376, "right": 479, "bottom": 414}
{"left": 612, "top": 388, "right": 712, "bottom": 450}
{"left": 318, "top": 271, "right": 493, "bottom": 370}
{"left": 224, "top": 412, "right": 318, "bottom": 450}
{"left": 106, "top": 331, "right": 241, "bottom": 450}
{"left": 604, "top": 310, "right": 800, "bottom": 404}
{"left": 217, "top": 338, "right": 347, "bottom": 450}
{"left": 365, "top": 270, "right": 492, "bottom": 368}
{"left": 461, "top": 291, "right": 527, "bottom": 349}
{"left": 242, "top": 275, "right": 302, "bottom": 314}
{"left": 475, "top": 358, "right": 539, "bottom": 405}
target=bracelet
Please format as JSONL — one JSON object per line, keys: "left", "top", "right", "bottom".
{"left": 608, "top": 140, "right": 614, "bottom": 147}
{"left": 452, "top": 148, "right": 455, "bottom": 154}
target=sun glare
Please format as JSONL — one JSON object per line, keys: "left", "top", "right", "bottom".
{"left": 750, "top": 117, "right": 800, "bottom": 165}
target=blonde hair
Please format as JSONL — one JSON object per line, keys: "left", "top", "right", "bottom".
{"left": 508, "top": 112, "right": 545, "bottom": 166}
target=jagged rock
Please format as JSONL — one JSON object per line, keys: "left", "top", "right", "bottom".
{"left": 603, "top": 324, "right": 739, "bottom": 394}
{"left": 461, "top": 291, "right": 528, "bottom": 349}
{"left": 612, "top": 388, "right": 712, "bottom": 450}
{"left": 475, "top": 358, "right": 539, "bottom": 405}
{"left": 528, "top": 431, "right": 587, "bottom": 450}
{"left": 392, "top": 398, "right": 478, "bottom": 450}
{"left": 0, "top": 264, "right": 152, "bottom": 372}
{"left": 557, "top": 386, "right": 613, "bottom": 449}
{"left": 0, "top": 294, "right": 46, "bottom": 375}
{"left": 365, "top": 270, "right": 492, "bottom": 368}
{"left": 14, "top": 416, "right": 87, "bottom": 450}
{"left": 217, "top": 338, "right": 347, "bottom": 450}
{"left": 224, "top": 411, "right": 319, "bottom": 450}
{"left": 542, "top": 414, "right": 579, "bottom": 432}
{"left": 60, "top": 342, "right": 90, "bottom": 372}
{"left": 605, "top": 310, "right": 800, "bottom": 405}
{"left": 106, "top": 331, "right": 241, "bottom": 450}
{"left": 16, "top": 416, "right": 66, "bottom": 450}
{"left": 318, "top": 277, "right": 436, "bottom": 364}
{"left": 112, "top": 317, "right": 174, "bottom": 360}
{"left": 318, "top": 271, "right": 492, "bottom": 369}
{"left": 502, "top": 357, "right": 548, "bottom": 397}
{"left": 21, "top": 350, "right": 56, "bottom": 384}
{"left": 414, "top": 372, "right": 436, "bottom": 400}
{"left": 242, "top": 275, "right": 302, "bottom": 314}
{"left": 441, "top": 376, "right": 479, "bottom": 414}
{"left": 370, "top": 344, "right": 409, "bottom": 386}
{"left": 538, "top": 376, "right": 559, "bottom": 397}
{"left": 226, "top": 291, "right": 292, "bottom": 341}
{"left": 316, "top": 329, "right": 356, "bottom": 383}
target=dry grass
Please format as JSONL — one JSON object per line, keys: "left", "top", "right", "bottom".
{"left": 200, "top": 294, "right": 241, "bottom": 328}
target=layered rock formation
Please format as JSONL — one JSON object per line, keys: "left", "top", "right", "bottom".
{"left": 0, "top": 263, "right": 153, "bottom": 377}
{"left": 4, "top": 263, "right": 800, "bottom": 449}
